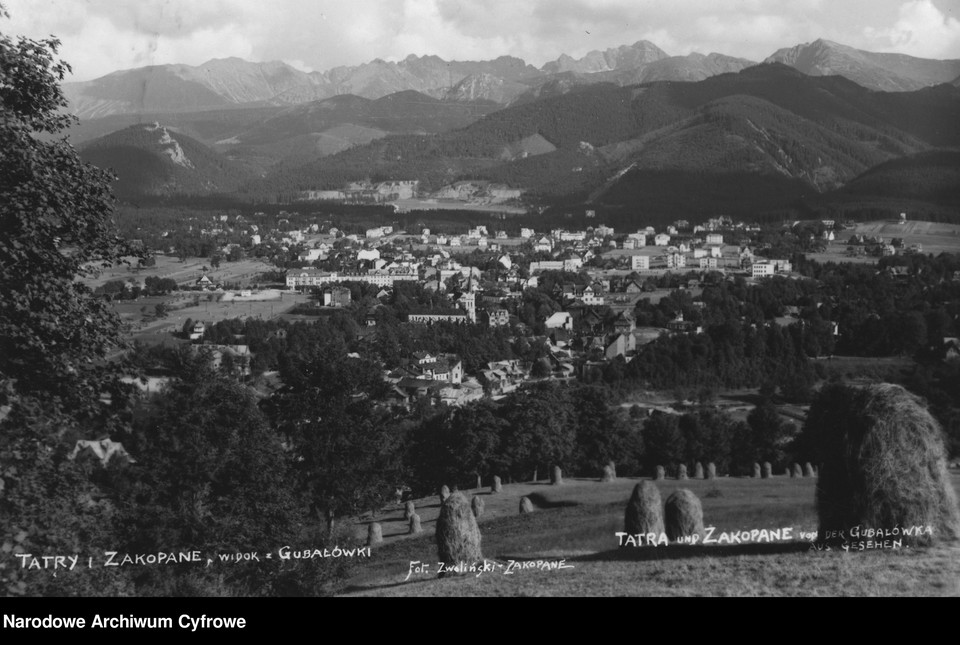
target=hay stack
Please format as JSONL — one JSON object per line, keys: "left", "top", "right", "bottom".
{"left": 678, "top": 464, "right": 688, "bottom": 480}
{"left": 793, "top": 463, "right": 804, "bottom": 478}
{"left": 752, "top": 463, "right": 761, "bottom": 478}
{"left": 804, "top": 463, "right": 815, "bottom": 478}
{"left": 409, "top": 513, "right": 422, "bottom": 535}
{"left": 491, "top": 476, "right": 502, "bottom": 494}
{"left": 601, "top": 464, "right": 616, "bottom": 483}
{"left": 404, "top": 501, "right": 416, "bottom": 521}
{"left": 655, "top": 465, "right": 666, "bottom": 481}
{"left": 664, "top": 490, "right": 705, "bottom": 543}
{"left": 706, "top": 463, "right": 716, "bottom": 480}
{"left": 436, "top": 492, "right": 483, "bottom": 568}
{"left": 439, "top": 485, "right": 451, "bottom": 504}
{"left": 471, "top": 495, "right": 485, "bottom": 519}
{"left": 624, "top": 482, "right": 665, "bottom": 537}
{"left": 762, "top": 462, "right": 772, "bottom": 479}
{"left": 694, "top": 462, "right": 704, "bottom": 479}
{"left": 608, "top": 461, "right": 618, "bottom": 478}
{"left": 807, "top": 383, "right": 960, "bottom": 545}
{"left": 519, "top": 497, "right": 534, "bottom": 514}
{"left": 551, "top": 466, "right": 563, "bottom": 486}
{"left": 367, "top": 523, "right": 383, "bottom": 546}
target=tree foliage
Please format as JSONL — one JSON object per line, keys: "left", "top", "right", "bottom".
{"left": 0, "top": 12, "right": 143, "bottom": 596}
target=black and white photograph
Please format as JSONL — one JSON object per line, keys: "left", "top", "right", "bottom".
{"left": 2, "top": 0, "right": 960, "bottom": 607}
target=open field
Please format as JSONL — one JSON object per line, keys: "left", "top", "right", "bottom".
{"left": 337, "top": 472, "right": 960, "bottom": 597}
{"left": 82, "top": 254, "right": 277, "bottom": 290}
{"left": 851, "top": 220, "right": 960, "bottom": 255}
{"left": 806, "top": 220, "right": 960, "bottom": 264}
{"left": 113, "top": 289, "right": 313, "bottom": 343}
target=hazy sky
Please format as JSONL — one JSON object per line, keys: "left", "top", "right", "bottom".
{"left": 4, "top": 0, "right": 960, "bottom": 81}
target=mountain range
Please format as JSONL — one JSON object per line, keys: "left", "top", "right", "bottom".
{"left": 64, "top": 39, "right": 960, "bottom": 122}
{"left": 70, "top": 39, "right": 960, "bottom": 219}
{"left": 246, "top": 63, "right": 960, "bottom": 217}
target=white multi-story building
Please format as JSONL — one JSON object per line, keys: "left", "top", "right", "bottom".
{"left": 632, "top": 255, "right": 651, "bottom": 271}
{"left": 706, "top": 234, "right": 724, "bottom": 246}
{"left": 752, "top": 262, "right": 775, "bottom": 279}
{"left": 596, "top": 225, "right": 615, "bottom": 238}
{"left": 751, "top": 259, "right": 792, "bottom": 279}
{"left": 530, "top": 261, "right": 565, "bottom": 273}
{"left": 666, "top": 253, "right": 686, "bottom": 270}
{"left": 287, "top": 269, "right": 419, "bottom": 290}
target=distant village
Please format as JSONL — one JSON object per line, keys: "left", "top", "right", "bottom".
{"left": 111, "top": 207, "right": 933, "bottom": 410}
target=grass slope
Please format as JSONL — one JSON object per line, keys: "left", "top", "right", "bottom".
{"left": 337, "top": 473, "right": 960, "bottom": 597}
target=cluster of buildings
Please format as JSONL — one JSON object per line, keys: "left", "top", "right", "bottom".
{"left": 300, "top": 181, "right": 420, "bottom": 204}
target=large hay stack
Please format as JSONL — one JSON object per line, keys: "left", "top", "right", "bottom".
{"left": 519, "top": 497, "right": 534, "bottom": 514}
{"left": 436, "top": 492, "right": 483, "bottom": 569}
{"left": 678, "top": 464, "right": 688, "bottom": 480}
{"left": 624, "top": 482, "right": 665, "bottom": 537}
{"left": 804, "top": 463, "right": 815, "bottom": 478}
{"left": 655, "top": 465, "right": 665, "bottom": 481}
{"left": 792, "top": 463, "right": 804, "bottom": 478}
{"left": 762, "top": 462, "right": 772, "bottom": 479}
{"left": 439, "top": 485, "right": 451, "bottom": 504}
{"left": 492, "top": 476, "right": 502, "bottom": 494}
{"left": 694, "top": 462, "right": 704, "bottom": 479}
{"left": 807, "top": 383, "right": 960, "bottom": 545}
{"left": 471, "top": 495, "right": 485, "bottom": 519}
{"left": 706, "top": 463, "right": 716, "bottom": 480}
{"left": 409, "top": 514, "right": 422, "bottom": 535}
{"left": 367, "top": 523, "right": 383, "bottom": 546}
{"left": 608, "top": 461, "right": 618, "bottom": 478}
{"left": 664, "top": 489, "right": 705, "bottom": 542}
{"left": 551, "top": 466, "right": 563, "bottom": 486}
{"left": 601, "top": 464, "right": 616, "bottom": 483}
{"left": 404, "top": 501, "right": 416, "bottom": 521}
{"left": 752, "top": 463, "right": 761, "bottom": 478}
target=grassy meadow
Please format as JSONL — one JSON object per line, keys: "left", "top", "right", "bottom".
{"left": 337, "top": 471, "right": 960, "bottom": 597}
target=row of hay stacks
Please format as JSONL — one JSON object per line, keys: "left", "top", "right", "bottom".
{"left": 660, "top": 462, "right": 814, "bottom": 480}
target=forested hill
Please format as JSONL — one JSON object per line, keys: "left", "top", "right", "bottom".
{"left": 248, "top": 64, "right": 960, "bottom": 216}
{"left": 80, "top": 124, "right": 256, "bottom": 198}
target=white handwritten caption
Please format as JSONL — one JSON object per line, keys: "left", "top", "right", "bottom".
{"left": 14, "top": 546, "right": 371, "bottom": 571}
{"left": 405, "top": 559, "right": 574, "bottom": 581}
{"left": 616, "top": 525, "right": 932, "bottom": 551}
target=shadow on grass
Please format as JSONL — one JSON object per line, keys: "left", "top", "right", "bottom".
{"left": 722, "top": 392, "right": 763, "bottom": 406}
{"left": 338, "top": 576, "right": 440, "bottom": 595}
{"left": 550, "top": 541, "right": 812, "bottom": 563}
{"left": 526, "top": 492, "right": 581, "bottom": 510}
